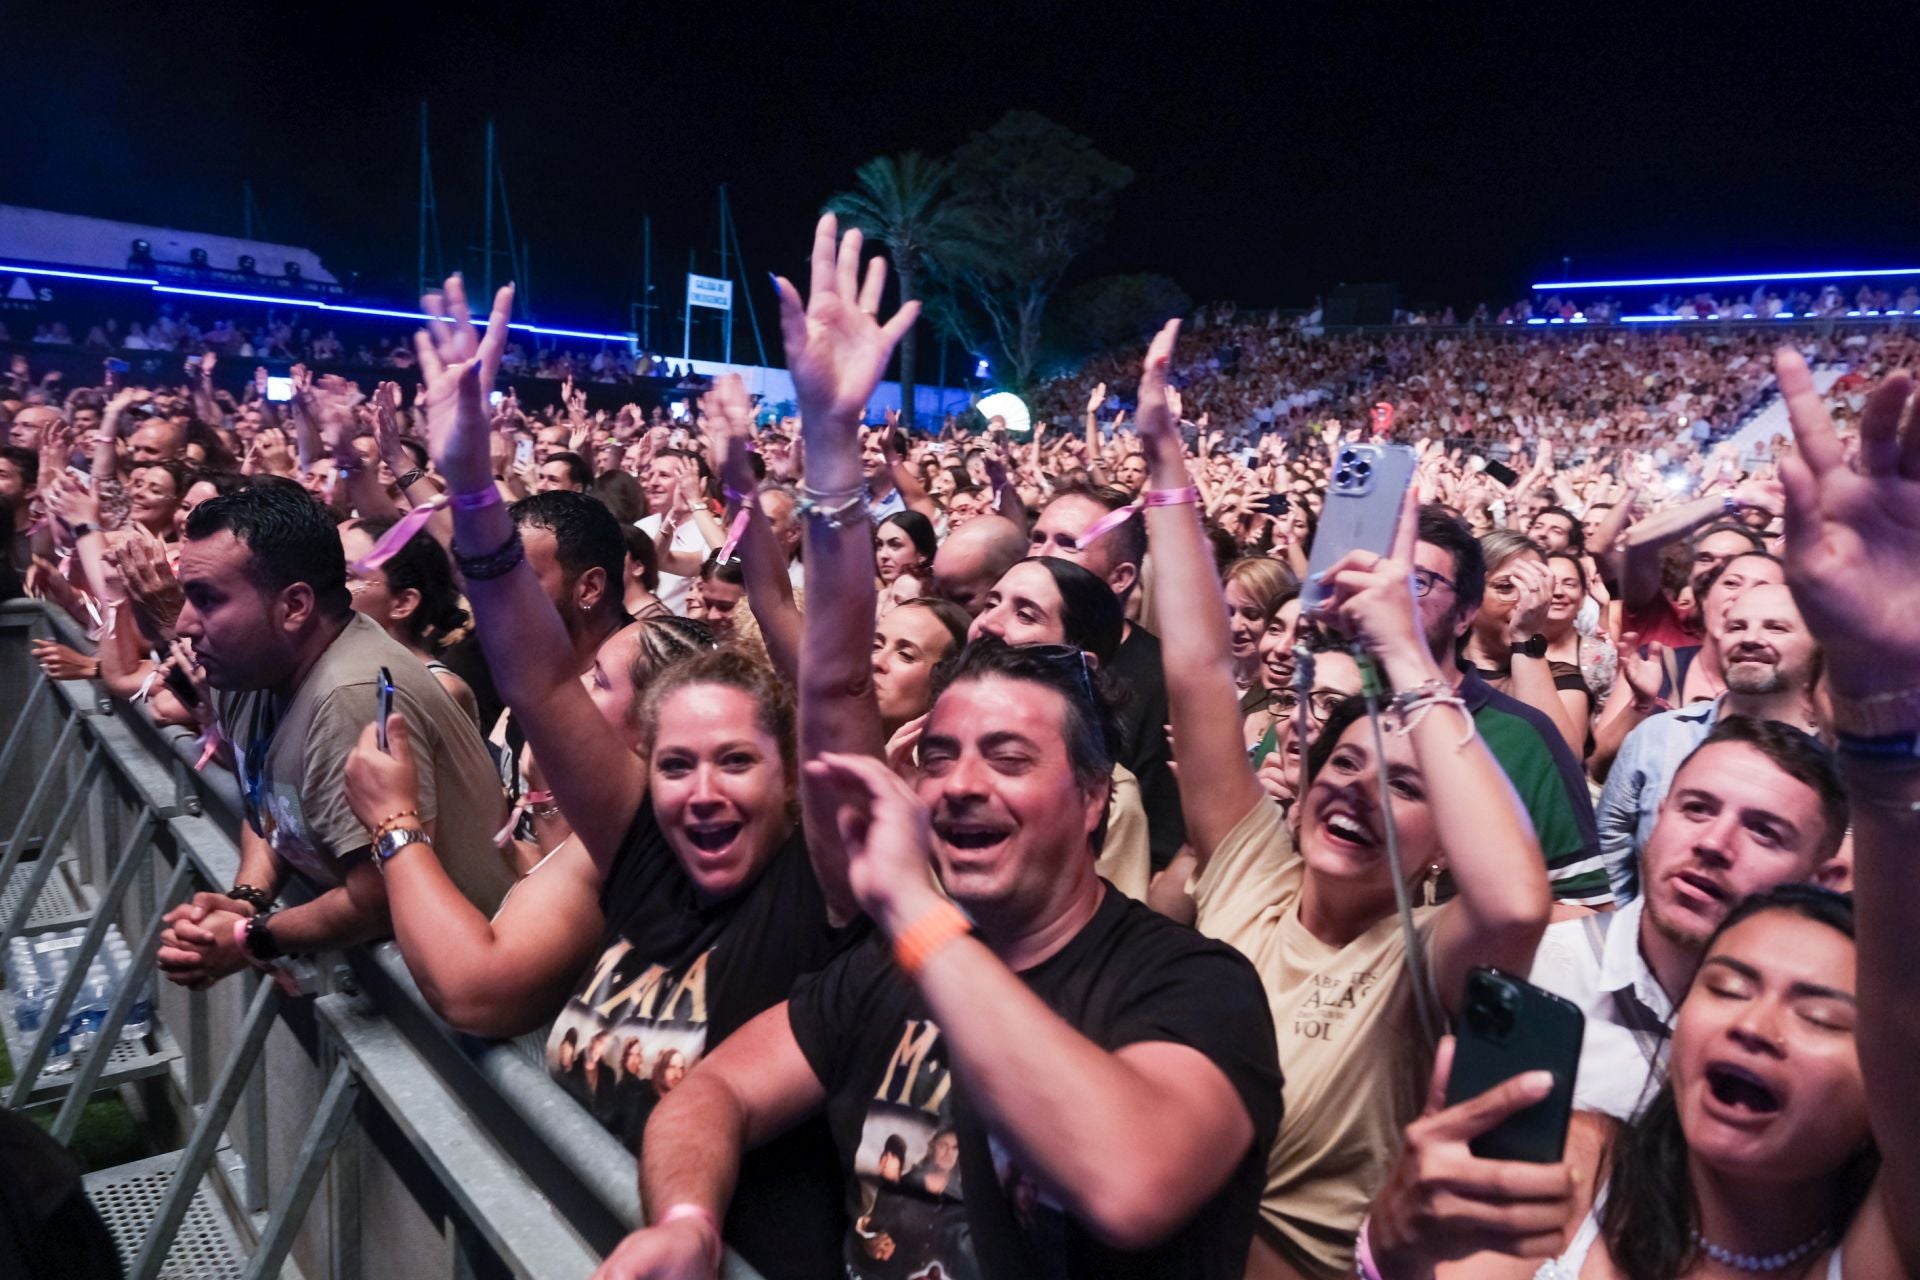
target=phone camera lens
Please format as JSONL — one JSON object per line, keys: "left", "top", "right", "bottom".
{"left": 1335, "top": 469, "right": 1352, "bottom": 486}
{"left": 1354, "top": 461, "right": 1373, "bottom": 476}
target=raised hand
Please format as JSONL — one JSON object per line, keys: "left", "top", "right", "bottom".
{"left": 1087, "top": 381, "right": 1107, "bottom": 415}
{"left": 1776, "top": 348, "right": 1920, "bottom": 695}
{"left": 368, "top": 381, "right": 411, "bottom": 473}
{"left": 414, "top": 275, "right": 515, "bottom": 495}
{"left": 705, "top": 374, "right": 758, "bottom": 499}
{"left": 1134, "top": 318, "right": 1184, "bottom": 467}
{"left": 801, "top": 751, "right": 942, "bottom": 934}
{"left": 1503, "top": 558, "right": 1552, "bottom": 641}
{"left": 110, "top": 525, "right": 186, "bottom": 637}
{"left": 772, "top": 214, "right": 920, "bottom": 448}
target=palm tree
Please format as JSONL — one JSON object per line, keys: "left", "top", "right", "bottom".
{"left": 825, "top": 151, "right": 965, "bottom": 428}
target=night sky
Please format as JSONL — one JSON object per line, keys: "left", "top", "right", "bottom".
{"left": 7, "top": 2, "right": 1916, "bottom": 354}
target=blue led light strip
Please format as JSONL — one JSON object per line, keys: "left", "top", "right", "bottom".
{"left": 1, "top": 263, "right": 638, "bottom": 344}
{"left": 1534, "top": 267, "right": 1920, "bottom": 291}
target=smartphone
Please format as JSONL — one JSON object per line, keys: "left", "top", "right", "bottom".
{"left": 1254, "top": 493, "right": 1290, "bottom": 517}
{"left": 104, "top": 357, "right": 129, "bottom": 375}
{"left": 266, "top": 376, "right": 295, "bottom": 403}
{"left": 163, "top": 663, "right": 201, "bottom": 709}
{"left": 489, "top": 390, "right": 505, "bottom": 407}
{"left": 1444, "top": 968, "right": 1584, "bottom": 1163}
{"left": 513, "top": 436, "right": 534, "bottom": 470}
{"left": 1482, "top": 459, "right": 1520, "bottom": 488}
{"left": 376, "top": 667, "right": 395, "bottom": 754}
{"left": 1301, "top": 443, "right": 1417, "bottom": 610}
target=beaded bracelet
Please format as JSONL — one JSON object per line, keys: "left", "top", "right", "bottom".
{"left": 373, "top": 808, "right": 421, "bottom": 843}
{"left": 454, "top": 527, "right": 525, "bottom": 580}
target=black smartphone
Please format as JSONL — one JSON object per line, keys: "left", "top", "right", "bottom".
{"left": 1482, "top": 459, "right": 1520, "bottom": 488}
{"left": 162, "top": 663, "right": 200, "bottom": 709}
{"left": 1254, "top": 493, "right": 1290, "bottom": 517}
{"left": 376, "top": 667, "right": 395, "bottom": 753}
{"left": 1443, "top": 968, "right": 1584, "bottom": 1163}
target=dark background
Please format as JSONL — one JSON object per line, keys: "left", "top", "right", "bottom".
{"left": 7, "top": 2, "right": 1915, "bottom": 352}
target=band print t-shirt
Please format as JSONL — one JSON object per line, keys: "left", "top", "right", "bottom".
{"left": 787, "top": 885, "right": 1283, "bottom": 1280}
{"left": 544, "top": 803, "right": 860, "bottom": 1280}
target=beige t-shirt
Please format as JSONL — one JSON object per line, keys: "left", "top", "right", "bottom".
{"left": 1192, "top": 796, "right": 1440, "bottom": 1280}
{"left": 1095, "top": 763, "right": 1151, "bottom": 902}
{"left": 219, "top": 613, "right": 514, "bottom": 915}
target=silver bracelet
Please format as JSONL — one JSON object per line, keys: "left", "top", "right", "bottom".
{"left": 795, "top": 488, "right": 868, "bottom": 530}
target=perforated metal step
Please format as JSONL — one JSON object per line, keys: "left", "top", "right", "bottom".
{"left": 85, "top": 1150, "right": 250, "bottom": 1280}
{"left": 0, "top": 988, "right": 178, "bottom": 1104}
{"left": 0, "top": 856, "right": 90, "bottom": 932}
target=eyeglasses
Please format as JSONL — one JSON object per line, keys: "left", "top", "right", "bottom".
{"left": 1014, "top": 642, "right": 1098, "bottom": 705}
{"left": 1411, "top": 567, "right": 1455, "bottom": 598}
{"left": 1271, "top": 688, "right": 1347, "bottom": 725}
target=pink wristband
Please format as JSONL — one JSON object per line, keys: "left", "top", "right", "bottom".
{"left": 1140, "top": 484, "right": 1199, "bottom": 507}
{"left": 658, "top": 1203, "right": 722, "bottom": 1270}
{"left": 450, "top": 483, "right": 503, "bottom": 512}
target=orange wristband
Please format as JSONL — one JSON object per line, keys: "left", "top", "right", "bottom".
{"left": 893, "top": 901, "right": 973, "bottom": 979}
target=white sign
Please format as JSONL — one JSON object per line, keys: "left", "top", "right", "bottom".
{"left": 687, "top": 274, "right": 733, "bottom": 311}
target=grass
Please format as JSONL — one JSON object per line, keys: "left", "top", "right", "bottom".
{"left": 0, "top": 994, "right": 148, "bottom": 1172}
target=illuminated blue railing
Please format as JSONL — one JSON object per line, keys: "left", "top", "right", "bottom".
{"left": 0, "top": 261, "right": 639, "bottom": 345}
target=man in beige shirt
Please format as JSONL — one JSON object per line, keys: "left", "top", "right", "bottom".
{"left": 156, "top": 482, "right": 509, "bottom": 987}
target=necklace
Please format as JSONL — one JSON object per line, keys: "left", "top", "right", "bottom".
{"left": 1691, "top": 1226, "right": 1833, "bottom": 1273}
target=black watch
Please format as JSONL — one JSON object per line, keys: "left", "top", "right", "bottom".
{"left": 70, "top": 521, "right": 95, "bottom": 540}
{"left": 243, "top": 912, "right": 282, "bottom": 962}
{"left": 1508, "top": 633, "right": 1548, "bottom": 661}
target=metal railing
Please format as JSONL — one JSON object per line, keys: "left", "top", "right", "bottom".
{"left": 0, "top": 599, "right": 763, "bottom": 1279}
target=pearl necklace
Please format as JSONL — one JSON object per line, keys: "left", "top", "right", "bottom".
{"left": 1692, "top": 1226, "right": 1833, "bottom": 1273}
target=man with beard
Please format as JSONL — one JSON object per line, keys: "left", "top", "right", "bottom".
{"left": 1530, "top": 716, "right": 1847, "bottom": 1119}
{"left": 1598, "top": 582, "right": 1823, "bottom": 902}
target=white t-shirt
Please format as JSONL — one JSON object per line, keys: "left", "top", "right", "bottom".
{"left": 636, "top": 513, "right": 713, "bottom": 616}
{"left": 1528, "top": 898, "right": 1673, "bottom": 1121}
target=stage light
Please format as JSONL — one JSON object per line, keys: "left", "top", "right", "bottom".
{"left": 1536, "top": 267, "right": 1920, "bottom": 291}
{"left": 238, "top": 255, "right": 256, "bottom": 274}
{"left": 285, "top": 262, "right": 303, "bottom": 279}
{"left": 189, "top": 248, "right": 209, "bottom": 267}
{"left": 976, "top": 391, "right": 1032, "bottom": 436}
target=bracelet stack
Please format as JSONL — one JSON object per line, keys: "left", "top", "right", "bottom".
{"left": 372, "top": 808, "right": 421, "bottom": 844}
{"left": 795, "top": 485, "right": 867, "bottom": 530}
{"left": 1388, "top": 678, "right": 1477, "bottom": 745}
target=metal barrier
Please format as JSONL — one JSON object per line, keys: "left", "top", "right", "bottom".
{"left": 0, "top": 599, "right": 764, "bottom": 1279}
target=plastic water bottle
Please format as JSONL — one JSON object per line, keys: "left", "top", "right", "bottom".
{"left": 44, "top": 1014, "right": 73, "bottom": 1073}
{"left": 14, "top": 974, "right": 45, "bottom": 1034}
{"left": 75, "top": 964, "right": 110, "bottom": 1049}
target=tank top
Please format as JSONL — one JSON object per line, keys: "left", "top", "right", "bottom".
{"left": 1536, "top": 1190, "right": 1844, "bottom": 1280}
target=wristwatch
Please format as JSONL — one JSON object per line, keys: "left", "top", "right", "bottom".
{"left": 243, "top": 912, "right": 282, "bottom": 962}
{"left": 374, "top": 827, "right": 432, "bottom": 866}
{"left": 1508, "top": 633, "right": 1548, "bottom": 661}
{"left": 70, "top": 521, "right": 95, "bottom": 539}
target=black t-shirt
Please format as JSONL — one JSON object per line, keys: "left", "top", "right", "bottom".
{"left": 1107, "top": 625, "right": 1187, "bottom": 869}
{"left": 545, "top": 803, "right": 860, "bottom": 1280}
{"left": 788, "top": 886, "right": 1282, "bottom": 1280}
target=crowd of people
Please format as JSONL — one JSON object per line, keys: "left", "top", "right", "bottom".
{"left": 4, "top": 214, "right": 1919, "bottom": 1280}
{"left": 2, "top": 303, "right": 680, "bottom": 383}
